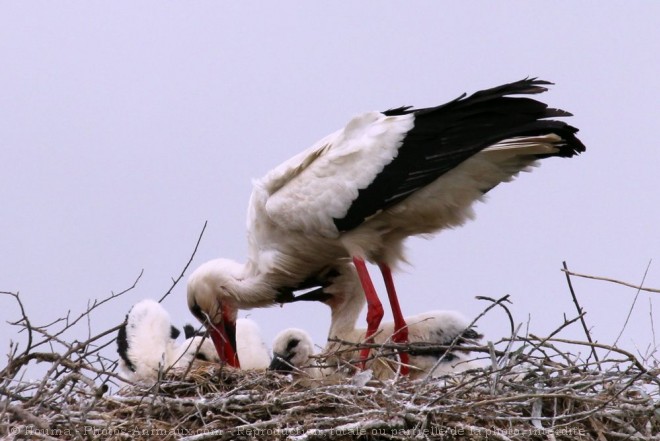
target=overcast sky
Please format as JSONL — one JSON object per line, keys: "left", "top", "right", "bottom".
{"left": 2, "top": 2, "right": 659, "bottom": 374}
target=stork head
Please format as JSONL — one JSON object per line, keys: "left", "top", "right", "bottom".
{"left": 269, "top": 328, "right": 314, "bottom": 372}
{"left": 186, "top": 259, "right": 244, "bottom": 368}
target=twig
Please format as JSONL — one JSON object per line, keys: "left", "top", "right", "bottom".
{"left": 159, "top": 220, "right": 207, "bottom": 303}
{"left": 525, "top": 313, "right": 586, "bottom": 363}
{"left": 610, "top": 260, "right": 652, "bottom": 351}
{"left": 537, "top": 336, "right": 660, "bottom": 387}
{"left": 563, "top": 261, "right": 601, "bottom": 369}
{"left": 0, "top": 292, "right": 33, "bottom": 364}
{"left": 414, "top": 295, "right": 510, "bottom": 398}
{"left": 561, "top": 267, "right": 660, "bottom": 294}
{"left": 650, "top": 297, "right": 657, "bottom": 353}
{"left": 3, "top": 256, "right": 659, "bottom": 440}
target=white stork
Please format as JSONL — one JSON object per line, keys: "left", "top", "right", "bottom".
{"left": 187, "top": 78, "right": 585, "bottom": 371}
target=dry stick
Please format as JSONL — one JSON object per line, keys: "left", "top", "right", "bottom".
{"left": 25, "top": 272, "right": 144, "bottom": 407}
{"left": 1, "top": 292, "right": 34, "bottom": 363}
{"left": 324, "top": 339, "right": 505, "bottom": 364}
{"left": 24, "top": 357, "right": 655, "bottom": 441}
{"left": 476, "top": 295, "right": 516, "bottom": 338}
{"left": 650, "top": 298, "right": 657, "bottom": 355}
{"left": 5, "top": 404, "right": 50, "bottom": 430}
{"left": 524, "top": 313, "right": 586, "bottom": 363}
{"left": 159, "top": 220, "right": 208, "bottom": 303}
{"left": 36, "top": 270, "right": 144, "bottom": 354}
{"left": 2, "top": 271, "right": 143, "bottom": 383}
{"left": 561, "top": 268, "right": 660, "bottom": 294}
{"left": 610, "top": 259, "right": 652, "bottom": 353}
{"left": 540, "top": 336, "right": 660, "bottom": 386}
{"left": 413, "top": 294, "right": 511, "bottom": 400}
{"left": 477, "top": 295, "right": 519, "bottom": 370}
{"left": 562, "top": 261, "right": 601, "bottom": 369}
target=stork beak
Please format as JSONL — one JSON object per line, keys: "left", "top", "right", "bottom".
{"left": 209, "top": 314, "right": 240, "bottom": 368}
{"left": 269, "top": 353, "right": 294, "bottom": 373}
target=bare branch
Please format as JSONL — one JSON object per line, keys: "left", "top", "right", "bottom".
{"left": 561, "top": 267, "right": 660, "bottom": 294}
{"left": 610, "top": 260, "right": 652, "bottom": 351}
{"left": 562, "top": 261, "right": 601, "bottom": 368}
{"left": 2, "top": 256, "right": 658, "bottom": 440}
{"left": 159, "top": 220, "right": 207, "bottom": 303}
{"left": 0, "top": 292, "right": 33, "bottom": 362}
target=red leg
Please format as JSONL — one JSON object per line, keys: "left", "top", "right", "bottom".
{"left": 352, "top": 256, "right": 384, "bottom": 369}
{"left": 378, "top": 263, "right": 410, "bottom": 376}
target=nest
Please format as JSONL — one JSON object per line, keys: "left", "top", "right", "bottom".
{"left": 2, "top": 264, "right": 660, "bottom": 440}
{"left": 2, "top": 327, "right": 659, "bottom": 440}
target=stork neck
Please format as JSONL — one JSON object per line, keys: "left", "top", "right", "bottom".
{"left": 231, "top": 260, "right": 279, "bottom": 308}
{"left": 328, "top": 290, "right": 365, "bottom": 339}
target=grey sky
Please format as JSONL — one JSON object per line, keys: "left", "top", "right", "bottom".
{"left": 2, "top": 2, "right": 658, "bottom": 371}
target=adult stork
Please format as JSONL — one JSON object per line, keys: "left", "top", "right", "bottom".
{"left": 187, "top": 78, "right": 585, "bottom": 370}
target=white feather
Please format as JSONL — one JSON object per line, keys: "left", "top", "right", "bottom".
{"left": 271, "top": 328, "right": 319, "bottom": 373}
{"left": 186, "top": 84, "right": 582, "bottom": 369}
{"left": 119, "top": 299, "right": 174, "bottom": 382}
{"left": 236, "top": 318, "right": 270, "bottom": 370}
{"left": 271, "top": 265, "right": 481, "bottom": 380}
{"left": 263, "top": 112, "right": 414, "bottom": 238}
{"left": 118, "top": 299, "right": 268, "bottom": 383}
{"left": 168, "top": 336, "right": 219, "bottom": 369}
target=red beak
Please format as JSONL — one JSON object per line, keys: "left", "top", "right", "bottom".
{"left": 209, "top": 315, "right": 240, "bottom": 368}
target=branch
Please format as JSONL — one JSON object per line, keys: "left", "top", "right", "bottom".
{"left": 561, "top": 267, "right": 660, "bottom": 294}
{"left": 610, "top": 260, "right": 652, "bottom": 352}
{"left": 159, "top": 220, "right": 207, "bottom": 303}
{"left": 0, "top": 291, "right": 33, "bottom": 364}
{"left": 562, "top": 261, "right": 601, "bottom": 368}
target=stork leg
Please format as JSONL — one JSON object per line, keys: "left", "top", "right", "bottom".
{"left": 378, "top": 263, "right": 410, "bottom": 376}
{"left": 352, "top": 257, "right": 384, "bottom": 369}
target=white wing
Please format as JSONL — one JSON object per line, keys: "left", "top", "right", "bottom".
{"left": 258, "top": 111, "right": 415, "bottom": 238}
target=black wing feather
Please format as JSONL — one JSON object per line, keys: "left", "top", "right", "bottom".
{"left": 334, "top": 78, "right": 585, "bottom": 232}
{"left": 116, "top": 316, "right": 135, "bottom": 372}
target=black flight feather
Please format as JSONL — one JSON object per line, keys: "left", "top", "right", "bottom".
{"left": 334, "top": 78, "right": 585, "bottom": 232}
{"left": 116, "top": 316, "right": 135, "bottom": 372}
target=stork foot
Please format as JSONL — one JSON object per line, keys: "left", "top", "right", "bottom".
{"left": 358, "top": 303, "right": 384, "bottom": 369}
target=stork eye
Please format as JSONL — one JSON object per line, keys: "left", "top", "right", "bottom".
{"left": 286, "top": 338, "right": 300, "bottom": 351}
{"left": 190, "top": 301, "right": 205, "bottom": 322}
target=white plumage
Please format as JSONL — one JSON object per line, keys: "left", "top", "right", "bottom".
{"left": 236, "top": 318, "right": 271, "bottom": 370}
{"left": 116, "top": 300, "right": 269, "bottom": 382}
{"left": 271, "top": 264, "right": 481, "bottom": 379}
{"left": 117, "top": 299, "right": 218, "bottom": 382}
{"left": 168, "top": 335, "right": 219, "bottom": 370}
{"left": 117, "top": 299, "right": 178, "bottom": 382}
{"left": 187, "top": 79, "right": 585, "bottom": 371}
{"left": 269, "top": 328, "right": 319, "bottom": 375}
{"left": 270, "top": 313, "right": 480, "bottom": 380}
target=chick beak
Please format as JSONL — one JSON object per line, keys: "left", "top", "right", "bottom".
{"left": 269, "top": 353, "right": 294, "bottom": 372}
